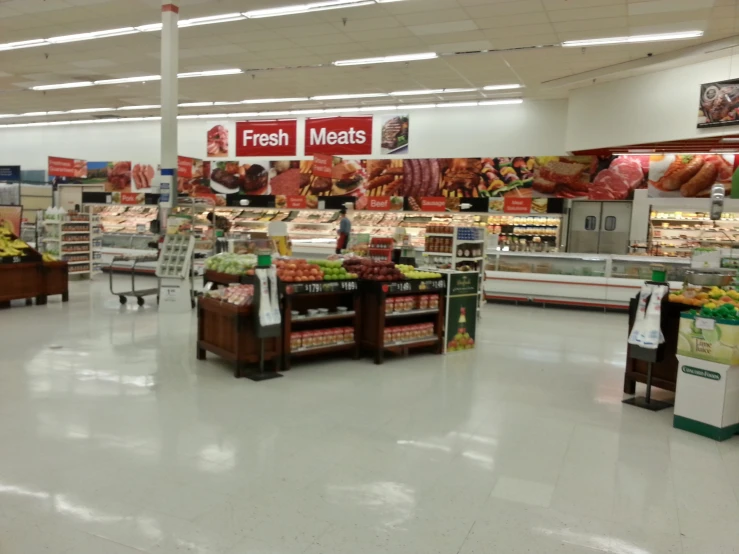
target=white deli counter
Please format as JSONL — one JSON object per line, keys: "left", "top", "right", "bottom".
{"left": 484, "top": 251, "right": 689, "bottom": 309}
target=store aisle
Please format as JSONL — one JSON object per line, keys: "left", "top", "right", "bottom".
{"left": 1, "top": 280, "right": 738, "bottom": 554}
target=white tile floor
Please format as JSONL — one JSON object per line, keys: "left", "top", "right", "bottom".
{"left": 2, "top": 279, "right": 739, "bottom": 553}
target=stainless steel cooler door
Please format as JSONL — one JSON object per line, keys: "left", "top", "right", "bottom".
{"left": 597, "top": 201, "right": 632, "bottom": 254}
{"left": 567, "top": 201, "right": 601, "bottom": 253}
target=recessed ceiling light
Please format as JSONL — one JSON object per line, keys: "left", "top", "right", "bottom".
{"left": 333, "top": 52, "right": 438, "bottom": 66}
{"left": 483, "top": 84, "right": 522, "bottom": 91}
{"left": 562, "top": 30, "right": 703, "bottom": 47}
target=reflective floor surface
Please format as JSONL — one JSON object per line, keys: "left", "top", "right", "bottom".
{"left": 1, "top": 279, "right": 738, "bottom": 553}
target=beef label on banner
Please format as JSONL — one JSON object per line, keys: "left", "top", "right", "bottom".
{"left": 304, "top": 116, "right": 373, "bottom": 156}
{"left": 236, "top": 120, "right": 297, "bottom": 157}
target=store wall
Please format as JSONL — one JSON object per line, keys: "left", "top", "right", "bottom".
{"left": 566, "top": 54, "right": 739, "bottom": 152}
{"left": 0, "top": 99, "right": 568, "bottom": 172}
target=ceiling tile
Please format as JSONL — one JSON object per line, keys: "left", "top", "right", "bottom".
{"left": 548, "top": 5, "right": 628, "bottom": 22}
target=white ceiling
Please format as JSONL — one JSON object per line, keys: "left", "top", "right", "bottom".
{"left": 0, "top": 0, "right": 737, "bottom": 120}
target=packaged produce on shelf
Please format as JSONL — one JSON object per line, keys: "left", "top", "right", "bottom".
{"left": 206, "top": 284, "right": 255, "bottom": 306}
{"left": 205, "top": 253, "right": 258, "bottom": 275}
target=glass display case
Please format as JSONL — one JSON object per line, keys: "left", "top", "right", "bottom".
{"left": 648, "top": 210, "right": 739, "bottom": 258}
{"left": 484, "top": 251, "right": 689, "bottom": 309}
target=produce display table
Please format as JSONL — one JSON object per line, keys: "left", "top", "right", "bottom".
{"left": 203, "top": 269, "right": 255, "bottom": 287}
{"left": 196, "top": 296, "right": 281, "bottom": 378}
{"left": 280, "top": 280, "right": 361, "bottom": 370}
{"left": 41, "top": 261, "right": 69, "bottom": 304}
{"left": 361, "top": 278, "right": 446, "bottom": 364}
{"left": 0, "top": 257, "right": 45, "bottom": 308}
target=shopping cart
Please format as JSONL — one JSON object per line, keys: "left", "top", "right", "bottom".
{"left": 109, "top": 254, "right": 159, "bottom": 306}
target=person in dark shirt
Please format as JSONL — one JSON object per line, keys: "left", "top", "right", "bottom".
{"left": 336, "top": 206, "right": 351, "bottom": 254}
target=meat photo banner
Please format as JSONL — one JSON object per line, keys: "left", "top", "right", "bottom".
{"left": 179, "top": 152, "right": 734, "bottom": 204}
{"left": 48, "top": 156, "right": 87, "bottom": 179}
{"left": 698, "top": 79, "right": 739, "bottom": 128}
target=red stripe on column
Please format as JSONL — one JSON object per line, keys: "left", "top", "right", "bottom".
{"left": 162, "top": 4, "right": 179, "bottom": 13}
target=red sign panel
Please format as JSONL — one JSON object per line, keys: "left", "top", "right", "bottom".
{"left": 365, "top": 196, "right": 391, "bottom": 211}
{"left": 177, "top": 156, "right": 193, "bottom": 179}
{"left": 48, "top": 157, "right": 87, "bottom": 178}
{"left": 503, "top": 197, "right": 533, "bottom": 213}
{"left": 236, "top": 120, "right": 297, "bottom": 157}
{"left": 286, "top": 196, "right": 307, "bottom": 209}
{"left": 120, "top": 192, "right": 143, "bottom": 205}
{"left": 312, "top": 154, "right": 334, "bottom": 177}
{"left": 305, "top": 116, "right": 373, "bottom": 156}
{"left": 420, "top": 197, "right": 446, "bottom": 212}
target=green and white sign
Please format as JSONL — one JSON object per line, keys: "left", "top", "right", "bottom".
{"left": 445, "top": 272, "right": 479, "bottom": 352}
{"left": 682, "top": 365, "right": 721, "bottom": 381}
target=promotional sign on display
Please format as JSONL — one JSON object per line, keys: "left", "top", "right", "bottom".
{"left": 48, "top": 156, "right": 87, "bottom": 179}
{"left": 113, "top": 192, "right": 145, "bottom": 205}
{"left": 103, "top": 162, "right": 133, "bottom": 193}
{"left": 236, "top": 120, "right": 297, "bottom": 157}
{"left": 445, "top": 272, "right": 479, "bottom": 353}
{"left": 312, "top": 154, "right": 334, "bottom": 178}
{"left": 286, "top": 196, "right": 307, "bottom": 209}
{"left": 503, "top": 197, "right": 533, "bottom": 213}
{"left": 647, "top": 154, "right": 734, "bottom": 198}
{"left": 0, "top": 205, "right": 22, "bottom": 236}
{"left": 420, "top": 197, "right": 446, "bottom": 212}
{"left": 0, "top": 166, "right": 21, "bottom": 182}
{"left": 697, "top": 79, "right": 739, "bottom": 128}
{"left": 364, "top": 196, "right": 403, "bottom": 211}
{"left": 304, "top": 116, "right": 373, "bottom": 156}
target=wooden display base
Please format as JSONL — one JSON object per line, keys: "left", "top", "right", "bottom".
{"left": 281, "top": 280, "right": 361, "bottom": 370}
{"left": 196, "top": 296, "right": 281, "bottom": 378}
{"left": 0, "top": 262, "right": 46, "bottom": 308}
{"left": 360, "top": 279, "right": 446, "bottom": 365}
{"left": 42, "top": 261, "right": 70, "bottom": 303}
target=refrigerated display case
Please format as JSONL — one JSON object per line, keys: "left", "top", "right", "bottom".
{"left": 487, "top": 214, "right": 563, "bottom": 251}
{"left": 648, "top": 210, "right": 739, "bottom": 257}
{"left": 484, "top": 251, "right": 688, "bottom": 309}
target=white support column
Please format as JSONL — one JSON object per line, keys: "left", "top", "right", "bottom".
{"left": 159, "top": 1, "right": 179, "bottom": 213}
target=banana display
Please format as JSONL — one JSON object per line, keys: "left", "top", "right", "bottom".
{"left": 0, "top": 228, "right": 30, "bottom": 259}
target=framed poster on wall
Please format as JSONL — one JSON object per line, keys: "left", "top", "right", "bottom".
{"left": 698, "top": 79, "right": 739, "bottom": 128}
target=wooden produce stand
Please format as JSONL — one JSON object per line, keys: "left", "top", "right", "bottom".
{"left": 281, "top": 280, "right": 361, "bottom": 370}
{"left": 203, "top": 269, "right": 254, "bottom": 287}
{"left": 361, "top": 278, "right": 446, "bottom": 364}
{"left": 196, "top": 296, "right": 281, "bottom": 378}
{"left": 41, "top": 261, "right": 70, "bottom": 304}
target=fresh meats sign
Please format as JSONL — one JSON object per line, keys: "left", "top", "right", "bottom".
{"left": 305, "top": 116, "right": 372, "bottom": 156}
{"left": 236, "top": 120, "right": 297, "bottom": 157}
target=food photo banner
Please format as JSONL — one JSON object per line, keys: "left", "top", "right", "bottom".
{"left": 48, "top": 156, "right": 87, "bottom": 179}
{"left": 698, "top": 79, "right": 739, "bottom": 128}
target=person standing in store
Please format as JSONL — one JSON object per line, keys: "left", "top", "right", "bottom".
{"left": 336, "top": 206, "right": 351, "bottom": 254}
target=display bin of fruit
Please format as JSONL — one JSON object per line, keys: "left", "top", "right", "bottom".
{"left": 196, "top": 296, "right": 281, "bottom": 378}
{"left": 203, "top": 253, "right": 257, "bottom": 287}
{"left": 41, "top": 261, "right": 69, "bottom": 303}
{"left": 677, "top": 304, "right": 739, "bottom": 365}
{"left": 359, "top": 267, "right": 447, "bottom": 365}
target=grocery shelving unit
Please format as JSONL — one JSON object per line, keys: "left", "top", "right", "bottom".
{"left": 423, "top": 226, "right": 487, "bottom": 304}
{"left": 41, "top": 213, "right": 94, "bottom": 278}
{"left": 280, "top": 279, "right": 361, "bottom": 370}
{"left": 487, "top": 214, "right": 562, "bottom": 251}
{"left": 360, "top": 278, "right": 446, "bottom": 365}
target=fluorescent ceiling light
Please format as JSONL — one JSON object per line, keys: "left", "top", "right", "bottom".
{"left": 479, "top": 99, "right": 523, "bottom": 106}
{"left": 333, "top": 52, "right": 437, "bottom": 66}
{"left": 483, "top": 84, "right": 522, "bottom": 91}
{"left": 214, "top": 101, "right": 242, "bottom": 106}
{"left": 179, "top": 13, "right": 245, "bottom": 27}
{"left": 32, "top": 82, "right": 94, "bottom": 91}
{"left": 289, "top": 109, "right": 327, "bottom": 115}
{"left": 179, "top": 102, "right": 214, "bottom": 107}
{"left": 404, "top": 104, "right": 436, "bottom": 110}
{"left": 94, "top": 75, "right": 161, "bottom": 85}
{"left": 21, "top": 112, "right": 48, "bottom": 117}
{"left": 258, "top": 111, "right": 292, "bottom": 116}
{"left": 67, "top": 108, "right": 114, "bottom": 113}
{"left": 438, "top": 102, "right": 478, "bottom": 108}
{"left": 324, "top": 107, "right": 362, "bottom": 113}
{"left": 117, "top": 105, "right": 160, "bottom": 110}
{"left": 241, "top": 97, "right": 309, "bottom": 104}
{"left": 0, "top": 39, "right": 48, "bottom": 52}
{"left": 244, "top": 0, "right": 368, "bottom": 18}
{"left": 47, "top": 27, "right": 137, "bottom": 44}
{"left": 390, "top": 89, "right": 443, "bottom": 96}
{"left": 136, "top": 23, "right": 163, "bottom": 32}
{"left": 562, "top": 30, "right": 703, "bottom": 47}
{"left": 178, "top": 69, "right": 243, "bottom": 78}
{"left": 311, "top": 93, "right": 387, "bottom": 100}
{"left": 441, "top": 88, "right": 477, "bottom": 93}
{"left": 359, "top": 105, "right": 398, "bottom": 111}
